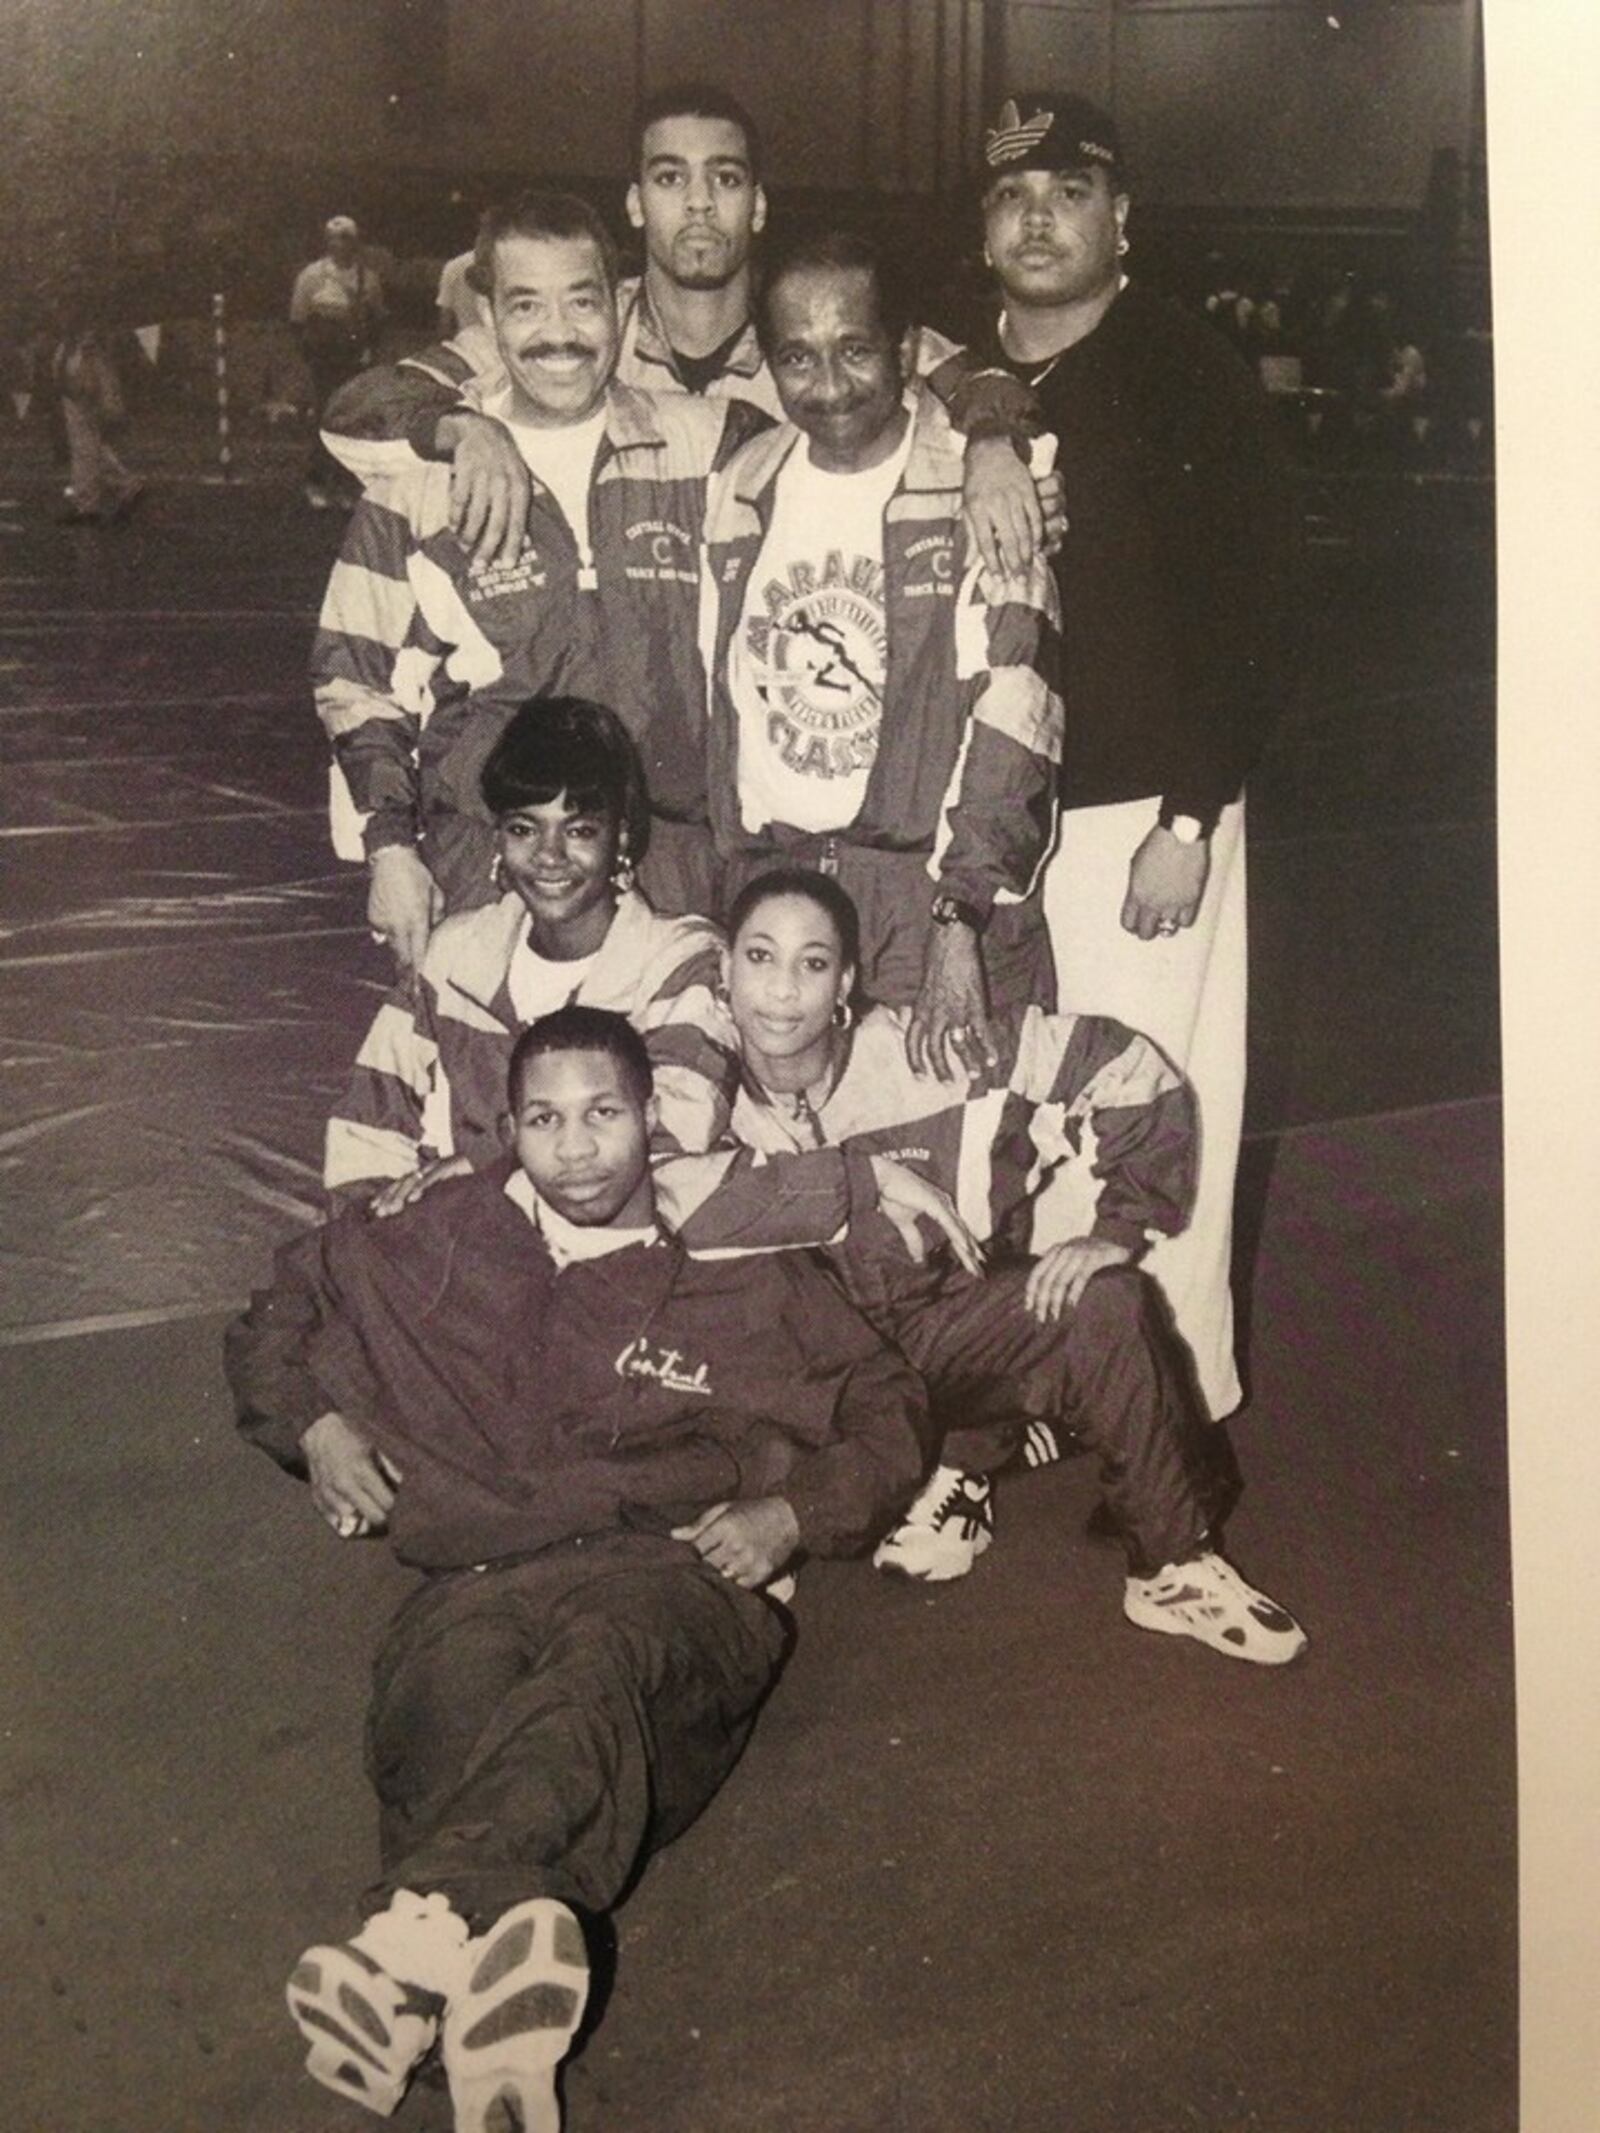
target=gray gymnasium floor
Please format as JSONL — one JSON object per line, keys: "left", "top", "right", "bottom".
{"left": 0, "top": 441, "right": 1509, "bottom": 2130}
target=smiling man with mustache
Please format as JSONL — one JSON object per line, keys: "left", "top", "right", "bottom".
{"left": 311, "top": 190, "right": 770, "bottom": 974}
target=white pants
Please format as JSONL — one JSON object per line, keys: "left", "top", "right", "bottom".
{"left": 1039, "top": 796, "right": 1247, "bottom": 1418}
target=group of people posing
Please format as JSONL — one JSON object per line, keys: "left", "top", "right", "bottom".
{"left": 227, "top": 81, "right": 1302, "bottom": 2133}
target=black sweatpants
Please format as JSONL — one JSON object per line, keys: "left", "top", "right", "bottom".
{"left": 361, "top": 1532, "right": 788, "bottom": 1933}
{"left": 856, "top": 1255, "right": 1234, "bottom": 1577}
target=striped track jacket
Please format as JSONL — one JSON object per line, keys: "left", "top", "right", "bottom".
{"left": 312, "top": 372, "right": 764, "bottom": 863}
{"left": 653, "top": 1000, "right": 1194, "bottom": 1262}
{"left": 699, "top": 384, "right": 1066, "bottom": 918}
{"left": 324, "top": 889, "right": 738, "bottom": 1201}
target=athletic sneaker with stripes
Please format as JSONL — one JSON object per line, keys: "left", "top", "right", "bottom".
{"left": 872, "top": 1464, "right": 994, "bottom": 1582}
{"left": 287, "top": 1887, "right": 468, "bottom": 2115}
{"left": 286, "top": 1887, "right": 590, "bottom": 2128}
{"left": 443, "top": 1898, "right": 591, "bottom": 2133}
{"left": 1123, "top": 1549, "right": 1307, "bottom": 1666}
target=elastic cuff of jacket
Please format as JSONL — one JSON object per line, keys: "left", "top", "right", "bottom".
{"left": 238, "top": 1405, "right": 315, "bottom": 1472}
{"left": 964, "top": 419, "right": 1034, "bottom": 463}
{"left": 1158, "top": 798, "right": 1223, "bottom": 838}
{"left": 363, "top": 818, "right": 421, "bottom": 859}
{"left": 842, "top": 1142, "right": 877, "bottom": 1227}
{"left": 933, "top": 878, "right": 998, "bottom": 926}
{"left": 1090, "top": 1216, "right": 1149, "bottom": 1254}
{"left": 774, "top": 1474, "right": 842, "bottom": 1560}
{"left": 405, "top": 404, "right": 467, "bottom": 463}
{"left": 946, "top": 369, "right": 1039, "bottom": 441}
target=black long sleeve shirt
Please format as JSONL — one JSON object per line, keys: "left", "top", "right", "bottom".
{"left": 939, "top": 284, "right": 1297, "bottom": 829}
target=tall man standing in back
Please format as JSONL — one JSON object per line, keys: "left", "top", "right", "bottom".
{"left": 616, "top": 82, "right": 780, "bottom": 414}
{"left": 934, "top": 94, "right": 1296, "bottom": 1416}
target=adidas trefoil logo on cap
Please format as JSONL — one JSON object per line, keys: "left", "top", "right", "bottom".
{"left": 985, "top": 99, "right": 1055, "bottom": 167}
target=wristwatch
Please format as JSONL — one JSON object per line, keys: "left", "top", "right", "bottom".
{"left": 930, "top": 893, "right": 986, "bottom": 933}
{"left": 1164, "top": 814, "right": 1205, "bottom": 846}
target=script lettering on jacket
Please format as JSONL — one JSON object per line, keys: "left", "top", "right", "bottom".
{"left": 614, "top": 1335, "right": 714, "bottom": 1398}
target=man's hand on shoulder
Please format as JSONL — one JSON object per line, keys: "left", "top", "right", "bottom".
{"left": 672, "top": 1497, "right": 800, "bottom": 1589}
{"left": 369, "top": 1154, "right": 474, "bottom": 1220}
{"left": 963, "top": 435, "right": 1042, "bottom": 579}
{"left": 438, "top": 411, "right": 530, "bottom": 571}
{"left": 303, "top": 1411, "right": 401, "bottom": 1536}
{"left": 962, "top": 437, "right": 1065, "bottom": 578}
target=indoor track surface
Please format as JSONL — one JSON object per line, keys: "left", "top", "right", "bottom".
{"left": 0, "top": 440, "right": 1509, "bottom": 2131}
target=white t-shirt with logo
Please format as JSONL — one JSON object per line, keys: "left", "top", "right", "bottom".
{"left": 730, "top": 417, "right": 914, "bottom": 836}
{"left": 485, "top": 392, "right": 606, "bottom": 576}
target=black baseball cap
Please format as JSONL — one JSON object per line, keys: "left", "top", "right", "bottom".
{"left": 978, "top": 93, "right": 1125, "bottom": 190}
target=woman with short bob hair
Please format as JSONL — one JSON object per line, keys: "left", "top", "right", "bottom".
{"left": 326, "top": 694, "right": 736, "bottom": 1208}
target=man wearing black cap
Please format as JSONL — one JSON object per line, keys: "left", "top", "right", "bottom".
{"left": 932, "top": 93, "right": 1296, "bottom": 1420}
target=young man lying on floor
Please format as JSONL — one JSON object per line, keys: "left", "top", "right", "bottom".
{"left": 225, "top": 1005, "right": 927, "bottom": 2133}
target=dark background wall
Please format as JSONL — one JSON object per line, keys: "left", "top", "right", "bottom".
{"left": 2, "top": 0, "right": 1486, "bottom": 322}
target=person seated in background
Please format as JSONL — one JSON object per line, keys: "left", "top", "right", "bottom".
{"left": 663, "top": 868, "right": 1307, "bottom": 1667}
{"left": 227, "top": 1005, "right": 928, "bottom": 2132}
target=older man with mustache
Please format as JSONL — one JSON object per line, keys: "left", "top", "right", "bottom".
{"left": 311, "top": 189, "right": 769, "bottom": 969}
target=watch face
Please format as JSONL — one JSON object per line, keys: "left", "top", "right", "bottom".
{"left": 1169, "top": 815, "right": 1203, "bottom": 844}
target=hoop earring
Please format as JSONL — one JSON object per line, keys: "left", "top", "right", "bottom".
{"left": 611, "top": 834, "right": 635, "bottom": 897}
{"left": 490, "top": 851, "right": 506, "bottom": 891}
{"left": 832, "top": 998, "right": 854, "bottom": 1031}
{"left": 1116, "top": 234, "right": 1130, "bottom": 258}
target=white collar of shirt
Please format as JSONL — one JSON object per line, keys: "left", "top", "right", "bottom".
{"left": 504, "top": 1166, "right": 659, "bottom": 1267}
{"left": 790, "top": 395, "right": 916, "bottom": 489}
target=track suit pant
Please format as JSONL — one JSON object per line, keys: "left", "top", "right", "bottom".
{"left": 361, "top": 1533, "right": 787, "bottom": 1933}
{"left": 1042, "top": 797, "right": 1248, "bottom": 1418}
{"left": 846, "top": 1249, "right": 1236, "bottom": 1578}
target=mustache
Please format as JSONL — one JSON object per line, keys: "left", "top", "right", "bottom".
{"left": 519, "top": 342, "right": 594, "bottom": 361}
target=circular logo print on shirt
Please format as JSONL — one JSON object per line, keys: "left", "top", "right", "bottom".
{"left": 749, "top": 563, "right": 887, "bottom": 779}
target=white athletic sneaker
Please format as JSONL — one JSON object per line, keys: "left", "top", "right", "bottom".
{"left": 287, "top": 1889, "right": 470, "bottom": 2115}
{"left": 443, "top": 1897, "right": 591, "bottom": 2133}
{"left": 1123, "top": 1550, "right": 1307, "bottom": 1666}
{"left": 873, "top": 1466, "right": 994, "bottom": 1582}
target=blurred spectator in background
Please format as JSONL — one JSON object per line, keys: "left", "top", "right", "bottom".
{"left": 435, "top": 243, "right": 484, "bottom": 341}
{"left": 290, "top": 214, "right": 385, "bottom": 509}
{"left": 52, "top": 307, "right": 146, "bottom": 525}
